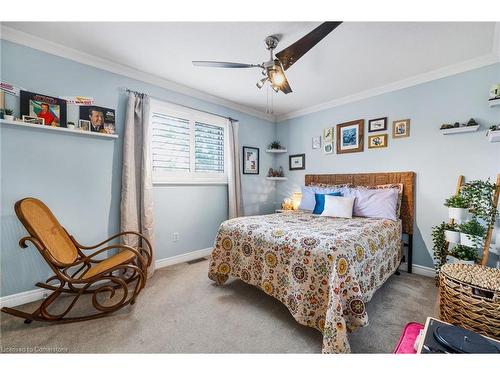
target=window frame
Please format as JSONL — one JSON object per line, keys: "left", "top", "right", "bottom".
{"left": 150, "top": 99, "right": 229, "bottom": 185}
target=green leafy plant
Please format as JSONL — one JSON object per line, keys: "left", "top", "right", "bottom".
{"left": 268, "top": 140, "right": 283, "bottom": 150}
{"left": 461, "top": 179, "right": 498, "bottom": 227}
{"left": 458, "top": 219, "right": 486, "bottom": 237}
{"left": 431, "top": 222, "right": 449, "bottom": 278}
{"left": 444, "top": 194, "right": 469, "bottom": 208}
{"left": 449, "top": 245, "right": 478, "bottom": 262}
{"left": 4, "top": 108, "right": 14, "bottom": 116}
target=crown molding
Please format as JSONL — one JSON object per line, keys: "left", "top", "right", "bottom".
{"left": 276, "top": 52, "right": 500, "bottom": 122}
{"left": 0, "top": 25, "right": 276, "bottom": 123}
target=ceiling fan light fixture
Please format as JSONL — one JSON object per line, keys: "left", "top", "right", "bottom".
{"left": 271, "top": 85, "right": 280, "bottom": 93}
{"left": 256, "top": 77, "right": 268, "bottom": 89}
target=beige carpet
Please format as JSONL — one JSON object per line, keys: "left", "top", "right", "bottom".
{"left": 0, "top": 258, "right": 437, "bottom": 353}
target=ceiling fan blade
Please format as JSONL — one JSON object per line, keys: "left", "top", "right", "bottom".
{"left": 276, "top": 21, "right": 342, "bottom": 71}
{"left": 192, "top": 61, "right": 261, "bottom": 68}
{"left": 280, "top": 77, "right": 292, "bottom": 94}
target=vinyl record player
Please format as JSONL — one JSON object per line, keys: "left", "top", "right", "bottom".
{"left": 418, "top": 318, "right": 500, "bottom": 354}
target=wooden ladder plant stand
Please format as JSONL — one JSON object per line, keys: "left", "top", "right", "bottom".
{"left": 445, "top": 174, "right": 500, "bottom": 266}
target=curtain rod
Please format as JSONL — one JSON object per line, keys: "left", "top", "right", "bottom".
{"left": 124, "top": 88, "right": 238, "bottom": 123}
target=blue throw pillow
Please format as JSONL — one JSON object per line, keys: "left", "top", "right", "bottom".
{"left": 313, "top": 192, "right": 343, "bottom": 214}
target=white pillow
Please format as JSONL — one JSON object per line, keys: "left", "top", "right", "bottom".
{"left": 321, "top": 196, "right": 355, "bottom": 218}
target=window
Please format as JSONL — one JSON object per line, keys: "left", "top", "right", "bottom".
{"left": 150, "top": 99, "right": 228, "bottom": 184}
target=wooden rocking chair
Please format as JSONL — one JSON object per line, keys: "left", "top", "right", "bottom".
{"left": 1, "top": 197, "right": 152, "bottom": 323}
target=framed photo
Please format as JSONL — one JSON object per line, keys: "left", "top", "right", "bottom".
{"left": 79, "top": 119, "right": 91, "bottom": 132}
{"left": 368, "top": 134, "right": 388, "bottom": 149}
{"left": 242, "top": 146, "right": 259, "bottom": 174}
{"left": 80, "top": 105, "right": 116, "bottom": 134}
{"left": 312, "top": 136, "right": 321, "bottom": 149}
{"left": 289, "top": 154, "right": 305, "bottom": 170}
{"left": 336, "top": 119, "right": 364, "bottom": 154}
{"left": 393, "top": 119, "right": 410, "bottom": 138}
{"left": 20, "top": 90, "right": 67, "bottom": 127}
{"left": 22, "top": 115, "right": 44, "bottom": 125}
{"left": 368, "top": 117, "right": 387, "bottom": 132}
{"left": 323, "top": 142, "right": 333, "bottom": 154}
{"left": 323, "top": 127, "right": 333, "bottom": 143}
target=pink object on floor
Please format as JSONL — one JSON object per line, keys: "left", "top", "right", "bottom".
{"left": 393, "top": 322, "right": 424, "bottom": 354}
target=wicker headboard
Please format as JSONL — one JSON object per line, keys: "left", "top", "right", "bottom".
{"left": 305, "top": 171, "right": 416, "bottom": 234}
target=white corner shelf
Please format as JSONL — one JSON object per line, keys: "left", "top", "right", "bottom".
{"left": 265, "top": 148, "right": 287, "bottom": 153}
{"left": 488, "top": 98, "right": 500, "bottom": 108}
{"left": 266, "top": 177, "right": 287, "bottom": 181}
{"left": 440, "top": 125, "right": 480, "bottom": 135}
{"left": 487, "top": 130, "right": 500, "bottom": 142}
{"left": 0, "top": 119, "right": 118, "bottom": 139}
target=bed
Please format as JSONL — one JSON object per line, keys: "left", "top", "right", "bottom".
{"left": 208, "top": 172, "right": 415, "bottom": 353}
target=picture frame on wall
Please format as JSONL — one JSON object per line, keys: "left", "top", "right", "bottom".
{"left": 323, "top": 142, "right": 333, "bottom": 154}
{"left": 392, "top": 119, "right": 411, "bottom": 138}
{"left": 368, "top": 117, "right": 387, "bottom": 132}
{"left": 323, "top": 127, "right": 333, "bottom": 143}
{"left": 289, "top": 154, "right": 305, "bottom": 170}
{"left": 79, "top": 105, "right": 116, "bottom": 134}
{"left": 368, "top": 134, "right": 388, "bottom": 149}
{"left": 20, "top": 90, "right": 67, "bottom": 127}
{"left": 312, "top": 136, "right": 321, "bottom": 149}
{"left": 79, "top": 119, "right": 91, "bottom": 132}
{"left": 336, "top": 119, "right": 364, "bottom": 154}
{"left": 242, "top": 146, "right": 259, "bottom": 174}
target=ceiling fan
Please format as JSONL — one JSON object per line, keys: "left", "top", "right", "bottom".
{"left": 192, "top": 22, "right": 342, "bottom": 94}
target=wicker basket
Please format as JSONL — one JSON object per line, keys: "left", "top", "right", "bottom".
{"left": 439, "top": 263, "right": 500, "bottom": 339}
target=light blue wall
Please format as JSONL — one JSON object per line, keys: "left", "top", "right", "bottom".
{"left": 0, "top": 40, "right": 276, "bottom": 297}
{"left": 276, "top": 63, "right": 500, "bottom": 268}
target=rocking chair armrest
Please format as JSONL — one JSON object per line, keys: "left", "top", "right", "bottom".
{"left": 66, "top": 229, "right": 152, "bottom": 257}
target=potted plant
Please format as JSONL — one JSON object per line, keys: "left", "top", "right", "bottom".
{"left": 443, "top": 222, "right": 460, "bottom": 243}
{"left": 448, "top": 244, "right": 478, "bottom": 265}
{"left": 458, "top": 219, "right": 485, "bottom": 248}
{"left": 67, "top": 121, "right": 76, "bottom": 129}
{"left": 268, "top": 141, "right": 284, "bottom": 150}
{"left": 3, "top": 108, "right": 14, "bottom": 121}
{"left": 444, "top": 194, "right": 469, "bottom": 223}
{"left": 431, "top": 222, "right": 449, "bottom": 278}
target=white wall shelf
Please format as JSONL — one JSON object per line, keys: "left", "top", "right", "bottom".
{"left": 0, "top": 119, "right": 118, "bottom": 139}
{"left": 488, "top": 98, "right": 500, "bottom": 108}
{"left": 487, "top": 130, "right": 500, "bottom": 142}
{"left": 265, "top": 148, "right": 287, "bottom": 153}
{"left": 440, "top": 125, "right": 479, "bottom": 135}
{"left": 266, "top": 177, "right": 287, "bottom": 181}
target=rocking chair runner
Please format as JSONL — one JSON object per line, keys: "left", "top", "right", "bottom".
{"left": 1, "top": 197, "right": 152, "bottom": 323}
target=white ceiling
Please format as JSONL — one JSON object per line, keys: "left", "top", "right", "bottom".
{"left": 3, "top": 22, "right": 498, "bottom": 120}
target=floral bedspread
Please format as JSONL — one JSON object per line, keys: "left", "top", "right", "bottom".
{"left": 208, "top": 211, "right": 402, "bottom": 353}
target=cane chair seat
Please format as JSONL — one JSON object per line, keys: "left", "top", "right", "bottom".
{"left": 83, "top": 249, "right": 136, "bottom": 278}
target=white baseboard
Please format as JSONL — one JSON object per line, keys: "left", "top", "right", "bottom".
{"left": 154, "top": 247, "right": 212, "bottom": 269}
{"left": 0, "top": 288, "right": 47, "bottom": 309}
{"left": 398, "top": 262, "right": 435, "bottom": 278}
{"left": 0, "top": 248, "right": 214, "bottom": 308}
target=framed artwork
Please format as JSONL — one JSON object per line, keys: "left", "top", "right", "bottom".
{"left": 336, "top": 119, "right": 364, "bottom": 154}
{"left": 80, "top": 105, "right": 116, "bottom": 134}
{"left": 368, "top": 134, "right": 388, "bottom": 149}
{"left": 312, "top": 136, "right": 321, "bottom": 149}
{"left": 393, "top": 119, "right": 410, "bottom": 138}
{"left": 368, "top": 117, "right": 387, "bottom": 132}
{"left": 323, "top": 142, "right": 333, "bottom": 154}
{"left": 79, "top": 119, "right": 91, "bottom": 132}
{"left": 20, "top": 90, "right": 67, "bottom": 127}
{"left": 242, "top": 146, "right": 259, "bottom": 174}
{"left": 289, "top": 154, "right": 305, "bottom": 170}
{"left": 22, "top": 115, "right": 44, "bottom": 125}
{"left": 323, "top": 127, "right": 333, "bottom": 143}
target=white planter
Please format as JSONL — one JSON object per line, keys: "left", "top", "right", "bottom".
{"left": 4, "top": 115, "right": 14, "bottom": 121}
{"left": 444, "top": 230, "right": 460, "bottom": 243}
{"left": 459, "top": 233, "right": 484, "bottom": 248}
{"left": 448, "top": 207, "right": 469, "bottom": 223}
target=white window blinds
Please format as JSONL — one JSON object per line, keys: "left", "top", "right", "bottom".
{"left": 150, "top": 100, "right": 228, "bottom": 184}
{"left": 195, "top": 122, "right": 224, "bottom": 173}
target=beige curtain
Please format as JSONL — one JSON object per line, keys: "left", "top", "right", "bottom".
{"left": 120, "top": 92, "right": 155, "bottom": 277}
{"left": 227, "top": 119, "right": 243, "bottom": 219}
